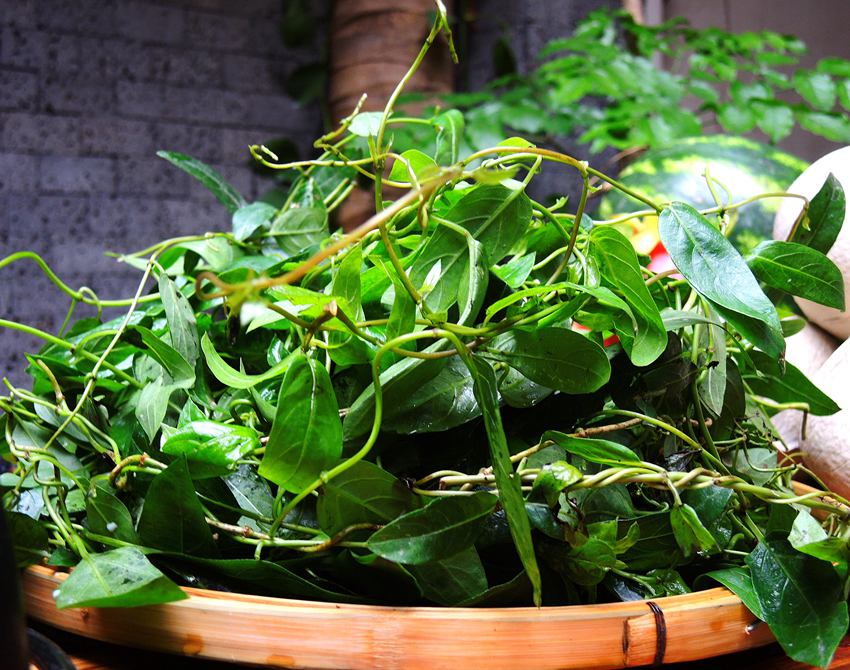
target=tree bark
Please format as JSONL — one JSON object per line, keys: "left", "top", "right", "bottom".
{"left": 328, "top": 0, "right": 456, "bottom": 229}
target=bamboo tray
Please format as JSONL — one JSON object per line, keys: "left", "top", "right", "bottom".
{"left": 23, "top": 564, "right": 775, "bottom": 669}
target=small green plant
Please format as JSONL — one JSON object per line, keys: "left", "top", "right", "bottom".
{"left": 2, "top": 6, "right": 849, "bottom": 667}
{"left": 444, "top": 9, "right": 850, "bottom": 154}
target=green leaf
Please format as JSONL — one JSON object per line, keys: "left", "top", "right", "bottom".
{"left": 544, "top": 433, "right": 642, "bottom": 467}
{"left": 271, "top": 207, "right": 328, "bottom": 256}
{"left": 348, "top": 112, "right": 383, "bottom": 137}
{"left": 405, "top": 547, "right": 488, "bottom": 605}
{"left": 232, "top": 202, "right": 277, "bottom": 242}
{"left": 164, "top": 555, "right": 364, "bottom": 603}
{"left": 465, "top": 356, "right": 542, "bottom": 605}
{"left": 794, "top": 70, "right": 837, "bottom": 110}
{"left": 562, "top": 522, "right": 626, "bottom": 586}
{"left": 286, "top": 63, "right": 326, "bottom": 103}
{"left": 703, "top": 567, "right": 764, "bottom": 619}
{"left": 367, "top": 491, "right": 497, "bottom": 565}
{"left": 332, "top": 245, "right": 362, "bottom": 314}
{"left": 682, "top": 485, "right": 734, "bottom": 546}
{"left": 744, "top": 350, "right": 840, "bottom": 416}
{"left": 135, "top": 377, "right": 171, "bottom": 443}
{"left": 531, "top": 460, "right": 582, "bottom": 507}
{"left": 410, "top": 184, "right": 532, "bottom": 312}
{"left": 137, "top": 458, "right": 219, "bottom": 557}
{"left": 492, "top": 34, "right": 517, "bottom": 78}
{"left": 839, "top": 79, "right": 850, "bottom": 110}
{"left": 343, "top": 341, "right": 450, "bottom": 441}
{"left": 726, "top": 447, "right": 778, "bottom": 487}
{"left": 670, "top": 503, "right": 717, "bottom": 557}
{"left": 384, "top": 268, "right": 416, "bottom": 346}
{"left": 491, "top": 252, "right": 535, "bottom": 289}
{"left": 158, "top": 274, "right": 200, "bottom": 368}
{"left": 747, "top": 536, "right": 849, "bottom": 667}
{"left": 6, "top": 510, "right": 49, "bottom": 567}
{"left": 161, "top": 421, "right": 260, "bottom": 479}
{"left": 327, "top": 245, "right": 370, "bottom": 365}
{"left": 157, "top": 151, "right": 245, "bottom": 214}
{"left": 201, "top": 332, "right": 294, "bottom": 389}
{"left": 457, "top": 236, "right": 489, "bottom": 326}
{"left": 717, "top": 104, "right": 756, "bottom": 133}
{"left": 817, "top": 58, "right": 850, "bottom": 78}
{"left": 433, "top": 109, "right": 465, "bottom": 165}
{"left": 279, "top": 0, "right": 315, "bottom": 47}
{"left": 382, "top": 357, "right": 480, "bottom": 434}
{"left": 447, "top": 184, "right": 533, "bottom": 261}
{"left": 797, "top": 110, "right": 850, "bottom": 142}
{"left": 224, "top": 464, "right": 275, "bottom": 520}
{"left": 484, "top": 327, "right": 610, "bottom": 394}
{"left": 259, "top": 353, "right": 342, "bottom": 492}
{"left": 620, "top": 512, "right": 684, "bottom": 571}
{"left": 698, "top": 304, "right": 727, "bottom": 416}
{"left": 86, "top": 481, "right": 139, "bottom": 544}
{"left": 660, "top": 309, "right": 722, "bottom": 331}
{"left": 590, "top": 226, "right": 667, "bottom": 365}
{"left": 412, "top": 250, "right": 457, "bottom": 313}
{"left": 388, "top": 149, "right": 438, "bottom": 182}
{"left": 317, "top": 460, "right": 420, "bottom": 535}
{"left": 659, "top": 203, "right": 784, "bottom": 357}
{"left": 55, "top": 547, "right": 187, "bottom": 609}
{"left": 788, "top": 510, "right": 849, "bottom": 566}
{"left": 790, "top": 174, "right": 846, "bottom": 255}
{"left": 786, "top": 509, "right": 823, "bottom": 545}
{"left": 747, "top": 241, "right": 845, "bottom": 309}
{"left": 498, "top": 367, "right": 553, "bottom": 408}
{"left": 754, "top": 103, "right": 795, "bottom": 143}
{"left": 130, "top": 325, "right": 195, "bottom": 386}
{"left": 175, "top": 237, "right": 234, "bottom": 272}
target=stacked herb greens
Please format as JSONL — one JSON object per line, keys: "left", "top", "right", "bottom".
{"left": 2, "top": 9, "right": 850, "bottom": 668}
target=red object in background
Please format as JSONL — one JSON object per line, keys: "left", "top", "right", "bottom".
{"left": 648, "top": 241, "right": 680, "bottom": 276}
{"left": 571, "top": 322, "right": 620, "bottom": 348}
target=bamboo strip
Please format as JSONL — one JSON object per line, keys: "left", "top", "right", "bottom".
{"left": 23, "top": 565, "right": 773, "bottom": 669}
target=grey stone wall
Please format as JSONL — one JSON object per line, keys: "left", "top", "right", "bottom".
{"left": 0, "top": 0, "right": 325, "bottom": 383}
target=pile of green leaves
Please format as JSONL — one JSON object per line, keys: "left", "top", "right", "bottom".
{"left": 446, "top": 9, "right": 850, "bottom": 154}
{"left": 2, "top": 9, "right": 850, "bottom": 668}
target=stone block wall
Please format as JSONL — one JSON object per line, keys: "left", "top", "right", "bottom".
{"left": 0, "top": 0, "right": 325, "bottom": 382}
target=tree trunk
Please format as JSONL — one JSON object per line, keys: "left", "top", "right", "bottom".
{"left": 328, "top": 0, "right": 455, "bottom": 229}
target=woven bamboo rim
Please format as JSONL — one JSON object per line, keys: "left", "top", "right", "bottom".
{"left": 27, "top": 484, "right": 840, "bottom": 668}
{"left": 23, "top": 564, "right": 775, "bottom": 669}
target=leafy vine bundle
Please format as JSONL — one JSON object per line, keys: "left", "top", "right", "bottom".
{"left": 2, "top": 7, "right": 849, "bottom": 667}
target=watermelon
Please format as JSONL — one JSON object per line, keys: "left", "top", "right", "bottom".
{"left": 597, "top": 136, "right": 808, "bottom": 254}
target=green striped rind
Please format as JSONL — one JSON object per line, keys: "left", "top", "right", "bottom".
{"left": 598, "top": 136, "right": 808, "bottom": 252}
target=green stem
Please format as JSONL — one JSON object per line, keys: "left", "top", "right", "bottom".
{"left": 549, "top": 175, "right": 589, "bottom": 284}
{"left": 0, "top": 251, "right": 158, "bottom": 307}
{"left": 0, "top": 319, "right": 141, "bottom": 388}
{"left": 587, "top": 167, "right": 661, "bottom": 212}
{"left": 379, "top": 225, "right": 423, "bottom": 305}
{"left": 373, "top": 15, "right": 444, "bottom": 212}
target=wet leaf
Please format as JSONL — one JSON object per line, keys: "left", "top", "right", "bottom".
{"left": 137, "top": 458, "right": 218, "bottom": 557}
{"left": 484, "top": 327, "right": 610, "bottom": 394}
{"left": 659, "top": 203, "right": 784, "bottom": 357}
{"left": 367, "top": 491, "right": 497, "bottom": 565}
{"left": 748, "top": 536, "right": 849, "bottom": 667}
{"left": 260, "top": 353, "right": 343, "bottom": 492}
{"left": 56, "top": 547, "right": 187, "bottom": 609}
